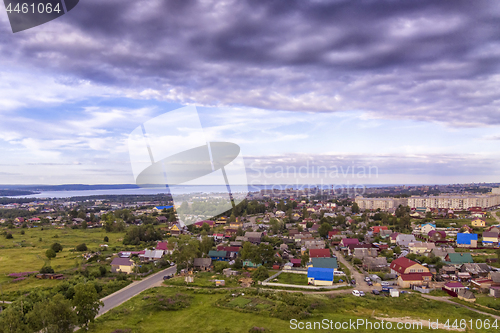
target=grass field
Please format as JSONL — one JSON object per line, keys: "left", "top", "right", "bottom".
{"left": 274, "top": 272, "right": 308, "bottom": 285}
{"left": 83, "top": 286, "right": 500, "bottom": 333}
{"left": 0, "top": 227, "right": 126, "bottom": 276}
{"left": 163, "top": 271, "right": 241, "bottom": 288}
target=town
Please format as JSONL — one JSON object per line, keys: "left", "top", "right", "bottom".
{"left": 2, "top": 184, "right": 500, "bottom": 331}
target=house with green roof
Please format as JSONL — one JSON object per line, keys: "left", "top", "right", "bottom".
{"left": 208, "top": 250, "right": 228, "bottom": 261}
{"left": 307, "top": 257, "right": 338, "bottom": 271}
{"left": 444, "top": 252, "right": 473, "bottom": 266}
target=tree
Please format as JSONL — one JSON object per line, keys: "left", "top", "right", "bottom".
{"left": 46, "top": 248, "right": 57, "bottom": 260}
{"left": 40, "top": 266, "right": 54, "bottom": 274}
{"left": 201, "top": 222, "right": 211, "bottom": 232}
{"left": 81, "top": 221, "right": 87, "bottom": 229}
{"left": 51, "top": 242, "right": 63, "bottom": 253}
{"left": 351, "top": 202, "right": 360, "bottom": 214}
{"left": 229, "top": 214, "right": 236, "bottom": 223}
{"left": 251, "top": 265, "right": 269, "bottom": 281}
{"left": 318, "top": 222, "right": 332, "bottom": 238}
{"left": 301, "top": 253, "right": 309, "bottom": 267}
{"left": 72, "top": 283, "right": 103, "bottom": 330}
{"left": 394, "top": 246, "right": 401, "bottom": 255}
{"left": 76, "top": 243, "right": 88, "bottom": 252}
{"left": 28, "top": 294, "right": 77, "bottom": 333}
{"left": 200, "top": 236, "right": 214, "bottom": 255}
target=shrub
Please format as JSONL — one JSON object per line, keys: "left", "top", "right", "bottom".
{"left": 251, "top": 266, "right": 269, "bottom": 281}
{"left": 104, "top": 236, "right": 109, "bottom": 242}
{"left": 76, "top": 243, "right": 88, "bottom": 251}
{"left": 20, "top": 230, "right": 25, "bottom": 235}
{"left": 213, "top": 261, "right": 230, "bottom": 273}
{"left": 51, "top": 242, "right": 63, "bottom": 253}
{"left": 5, "top": 233, "right": 13, "bottom": 239}
{"left": 146, "top": 293, "right": 192, "bottom": 311}
{"left": 40, "top": 266, "right": 54, "bottom": 274}
{"left": 99, "top": 266, "right": 107, "bottom": 277}
{"left": 45, "top": 248, "right": 57, "bottom": 259}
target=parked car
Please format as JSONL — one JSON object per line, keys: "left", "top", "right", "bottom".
{"left": 381, "top": 281, "right": 390, "bottom": 286}
{"left": 364, "top": 276, "right": 371, "bottom": 282}
{"left": 367, "top": 281, "right": 373, "bottom": 286}
{"left": 359, "top": 291, "right": 365, "bottom": 296}
{"left": 382, "top": 286, "right": 393, "bottom": 292}
{"left": 351, "top": 279, "right": 356, "bottom": 285}
{"left": 372, "top": 289, "right": 380, "bottom": 295}
{"left": 163, "top": 275, "right": 171, "bottom": 280}
{"left": 352, "top": 290, "right": 361, "bottom": 297}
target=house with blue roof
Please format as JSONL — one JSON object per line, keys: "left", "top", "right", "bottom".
{"left": 456, "top": 233, "right": 478, "bottom": 248}
{"left": 307, "top": 267, "right": 334, "bottom": 286}
{"left": 154, "top": 205, "right": 173, "bottom": 211}
{"left": 420, "top": 223, "right": 436, "bottom": 234}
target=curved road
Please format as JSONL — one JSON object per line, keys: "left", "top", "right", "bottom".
{"left": 98, "top": 265, "right": 176, "bottom": 317}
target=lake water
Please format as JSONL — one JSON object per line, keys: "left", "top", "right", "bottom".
{"left": 10, "top": 184, "right": 406, "bottom": 199}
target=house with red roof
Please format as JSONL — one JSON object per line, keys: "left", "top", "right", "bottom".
{"left": 339, "top": 238, "right": 359, "bottom": 247}
{"left": 290, "top": 258, "right": 302, "bottom": 267}
{"left": 390, "top": 257, "right": 429, "bottom": 276}
{"left": 328, "top": 229, "right": 341, "bottom": 239}
{"left": 370, "top": 226, "right": 388, "bottom": 234}
{"left": 309, "top": 249, "right": 331, "bottom": 258}
{"left": 156, "top": 241, "right": 175, "bottom": 255}
{"left": 193, "top": 220, "right": 215, "bottom": 228}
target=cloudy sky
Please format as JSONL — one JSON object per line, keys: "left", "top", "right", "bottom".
{"left": 0, "top": 0, "right": 500, "bottom": 185}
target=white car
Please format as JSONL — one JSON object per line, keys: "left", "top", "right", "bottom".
{"left": 352, "top": 290, "right": 361, "bottom": 297}
{"left": 381, "top": 281, "right": 389, "bottom": 286}
{"left": 359, "top": 291, "right": 365, "bottom": 296}
{"left": 364, "top": 277, "right": 371, "bottom": 282}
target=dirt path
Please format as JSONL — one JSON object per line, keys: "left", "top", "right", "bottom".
{"left": 422, "top": 294, "right": 500, "bottom": 320}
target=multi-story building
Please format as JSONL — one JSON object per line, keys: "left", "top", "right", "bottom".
{"left": 354, "top": 197, "right": 407, "bottom": 211}
{"left": 407, "top": 194, "right": 500, "bottom": 210}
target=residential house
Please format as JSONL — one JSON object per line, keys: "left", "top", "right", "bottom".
{"left": 363, "top": 257, "right": 388, "bottom": 271}
{"left": 420, "top": 223, "right": 436, "bottom": 234}
{"left": 156, "top": 216, "right": 167, "bottom": 223}
{"left": 308, "top": 257, "right": 338, "bottom": 271}
{"left": 347, "top": 244, "right": 373, "bottom": 256}
{"left": 431, "top": 247, "right": 455, "bottom": 261}
{"left": 397, "top": 272, "right": 433, "bottom": 288}
{"left": 156, "top": 241, "right": 175, "bottom": 255}
{"left": 444, "top": 253, "right": 474, "bottom": 266}
{"left": 428, "top": 230, "right": 447, "bottom": 242}
{"left": 243, "top": 259, "right": 261, "bottom": 268}
{"left": 353, "top": 247, "right": 378, "bottom": 260}
{"left": 390, "top": 257, "right": 430, "bottom": 276}
{"left": 307, "top": 267, "right": 334, "bottom": 286}
{"left": 456, "top": 233, "right": 478, "bottom": 247}
{"left": 245, "top": 231, "right": 263, "bottom": 244}
{"left": 460, "top": 263, "right": 490, "bottom": 278}
{"left": 193, "top": 258, "right": 212, "bottom": 271}
{"left": 370, "top": 226, "right": 388, "bottom": 234}
{"left": 408, "top": 242, "right": 435, "bottom": 255}
{"left": 389, "top": 232, "right": 400, "bottom": 244}
{"left": 328, "top": 229, "right": 341, "bottom": 239}
{"left": 457, "top": 289, "right": 476, "bottom": 302}
{"left": 110, "top": 257, "right": 135, "bottom": 274}
{"left": 444, "top": 281, "right": 466, "bottom": 293}
{"left": 208, "top": 250, "right": 228, "bottom": 261}
{"left": 290, "top": 258, "right": 302, "bottom": 267}
{"left": 471, "top": 218, "right": 486, "bottom": 228}
{"left": 304, "top": 240, "right": 325, "bottom": 250}
{"left": 309, "top": 249, "right": 331, "bottom": 258}
{"left": 396, "top": 234, "right": 416, "bottom": 247}
{"left": 482, "top": 232, "right": 499, "bottom": 246}
{"left": 193, "top": 220, "right": 215, "bottom": 228}
{"left": 340, "top": 238, "right": 359, "bottom": 247}
{"left": 140, "top": 250, "right": 163, "bottom": 261}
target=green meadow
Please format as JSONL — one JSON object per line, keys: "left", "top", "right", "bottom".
{"left": 84, "top": 286, "right": 499, "bottom": 333}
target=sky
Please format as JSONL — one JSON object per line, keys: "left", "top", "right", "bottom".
{"left": 0, "top": 0, "right": 500, "bottom": 186}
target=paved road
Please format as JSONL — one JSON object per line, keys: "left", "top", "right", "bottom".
{"left": 98, "top": 266, "right": 176, "bottom": 317}
{"left": 333, "top": 250, "right": 373, "bottom": 292}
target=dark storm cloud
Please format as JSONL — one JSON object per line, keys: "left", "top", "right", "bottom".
{"left": 4, "top": 0, "right": 500, "bottom": 126}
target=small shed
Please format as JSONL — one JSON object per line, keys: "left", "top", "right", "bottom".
{"left": 390, "top": 289, "right": 399, "bottom": 297}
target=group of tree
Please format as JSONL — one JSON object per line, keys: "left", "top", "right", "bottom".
{"left": 122, "top": 225, "right": 162, "bottom": 245}
{"left": 0, "top": 282, "right": 103, "bottom": 333}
